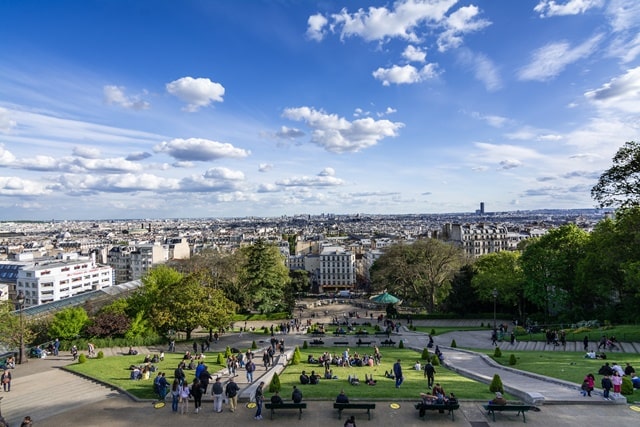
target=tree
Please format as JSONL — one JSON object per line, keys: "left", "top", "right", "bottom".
{"left": 238, "top": 239, "right": 291, "bottom": 314}
{"left": 443, "top": 264, "right": 477, "bottom": 315}
{"left": 472, "top": 251, "right": 526, "bottom": 321}
{"left": 85, "top": 312, "right": 131, "bottom": 338}
{"left": 49, "top": 307, "right": 89, "bottom": 340}
{"left": 0, "top": 301, "right": 35, "bottom": 350}
{"left": 370, "top": 238, "right": 465, "bottom": 311}
{"left": 520, "top": 225, "right": 589, "bottom": 323}
{"left": 591, "top": 141, "right": 640, "bottom": 209}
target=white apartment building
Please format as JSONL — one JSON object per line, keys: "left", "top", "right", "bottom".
{"left": 318, "top": 246, "right": 355, "bottom": 292}
{"left": 441, "top": 223, "right": 509, "bottom": 258}
{"left": 15, "top": 256, "right": 113, "bottom": 308}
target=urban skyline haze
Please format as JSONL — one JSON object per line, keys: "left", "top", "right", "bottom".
{"left": 0, "top": 0, "right": 638, "bottom": 220}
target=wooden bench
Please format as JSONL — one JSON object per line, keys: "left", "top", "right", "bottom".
{"left": 483, "top": 404, "right": 531, "bottom": 423}
{"left": 414, "top": 402, "right": 460, "bottom": 421}
{"left": 334, "top": 341, "right": 349, "bottom": 346}
{"left": 380, "top": 340, "right": 396, "bottom": 347}
{"left": 309, "top": 340, "right": 325, "bottom": 346}
{"left": 356, "top": 340, "right": 372, "bottom": 347}
{"left": 265, "top": 402, "right": 307, "bottom": 420}
{"left": 334, "top": 402, "right": 376, "bottom": 420}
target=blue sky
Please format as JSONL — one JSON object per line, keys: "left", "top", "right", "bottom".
{"left": 0, "top": 0, "right": 639, "bottom": 220}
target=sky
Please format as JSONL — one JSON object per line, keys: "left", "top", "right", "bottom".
{"left": 0, "top": 0, "right": 639, "bottom": 221}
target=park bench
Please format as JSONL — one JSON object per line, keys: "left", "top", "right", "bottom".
{"left": 483, "top": 404, "right": 531, "bottom": 423}
{"left": 334, "top": 402, "right": 376, "bottom": 420}
{"left": 356, "top": 340, "right": 372, "bottom": 347}
{"left": 311, "top": 331, "right": 325, "bottom": 336}
{"left": 414, "top": 401, "right": 460, "bottom": 421}
{"left": 380, "top": 340, "right": 396, "bottom": 347}
{"left": 333, "top": 331, "right": 347, "bottom": 336}
{"left": 309, "top": 339, "right": 324, "bottom": 346}
{"left": 265, "top": 402, "right": 307, "bottom": 420}
{"left": 334, "top": 341, "right": 349, "bottom": 346}
{"left": 374, "top": 331, "right": 389, "bottom": 336}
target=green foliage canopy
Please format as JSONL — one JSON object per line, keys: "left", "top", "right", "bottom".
{"left": 49, "top": 307, "right": 90, "bottom": 340}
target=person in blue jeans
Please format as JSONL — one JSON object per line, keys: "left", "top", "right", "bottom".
{"left": 601, "top": 375, "right": 613, "bottom": 400}
{"left": 170, "top": 379, "right": 180, "bottom": 412}
{"left": 393, "top": 359, "right": 404, "bottom": 388}
{"left": 254, "top": 381, "right": 264, "bottom": 419}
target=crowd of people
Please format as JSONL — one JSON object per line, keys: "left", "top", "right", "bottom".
{"left": 582, "top": 361, "right": 637, "bottom": 400}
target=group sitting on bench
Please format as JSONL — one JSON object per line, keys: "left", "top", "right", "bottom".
{"left": 417, "top": 385, "right": 457, "bottom": 416}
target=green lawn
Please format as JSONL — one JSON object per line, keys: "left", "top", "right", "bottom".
{"left": 65, "top": 346, "right": 504, "bottom": 401}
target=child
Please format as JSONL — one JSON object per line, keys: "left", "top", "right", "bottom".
{"left": 601, "top": 375, "right": 613, "bottom": 400}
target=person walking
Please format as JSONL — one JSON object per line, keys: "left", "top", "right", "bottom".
{"left": 245, "top": 358, "right": 255, "bottom": 383}
{"left": 211, "top": 377, "right": 224, "bottom": 413}
{"left": 393, "top": 359, "right": 404, "bottom": 388}
{"left": 170, "top": 379, "right": 180, "bottom": 412}
{"left": 1, "top": 370, "right": 11, "bottom": 392}
{"left": 254, "top": 381, "right": 264, "bottom": 420}
{"left": 190, "top": 378, "right": 203, "bottom": 414}
{"left": 225, "top": 377, "right": 240, "bottom": 412}
{"left": 611, "top": 372, "right": 622, "bottom": 399}
{"left": 583, "top": 335, "right": 589, "bottom": 351}
{"left": 178, "top": 380, "right": 190, "bottom": 415}
{"left": 424, "top": 360, "right": 435, "bottom": 388}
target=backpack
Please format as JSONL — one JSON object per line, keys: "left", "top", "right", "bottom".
{"left": 246, "top": 361, "right": 254, "bottom": 372}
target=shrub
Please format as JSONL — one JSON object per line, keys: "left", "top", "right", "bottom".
{"left": 374, "top": 324, "right": 381, "bottom": 331}
{"left": 450, "top": 339, "right": 457, "bottom": 348}
{"left": 291, "top": 346, "right": 301, "bottom": 365}
{"left": 269, "top": 372, "right": 281, "bottom": 393}
{"left": 421, "top": 348, "right": 430, "bottom": 360}
{"left": 225, "top": 346, "right": 232, "bottom": 358}
{"left": 489, "top": 374, "right": 504, "bottom": 393}
{"left": 430, "top": 328, "right": 436, "bottom": 336}
{"left": 494, "top": 347, "right": 502, "bottom": 358}
{"left": 78, "top": 353, "right": 87, "bottom": 364}
{"left": 398, "top": 340, "right": 405, "bottom": 349}
{"left": 480, "top": 322, "right": 484, "bottom": 328}
{"left": 514, "top": 326, "right": 526, "bottom": 336}
{"left": 96, "top": 351, "right": 104, "bottom": 359}
{"left": 302, "top": 340, "right": 308, "bottom": 350}
{"left": 431, "top": 355, "right": 440, "bottom": 366}
{"left": 509, "top": 354, "right": 517, "bottom": 366}
{"left": 621, "top": 376, "right": 634, "bottom": 395}
{"left": 217, "top": 353, "right": 225, "bottom": 366}
{"left": 251, "top": 340, "right": 257, "bottom": 350}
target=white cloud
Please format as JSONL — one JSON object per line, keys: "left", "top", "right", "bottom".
{"left": 329, "top": 0, "right": 457, "bottom": 42}
{"left": 275, "top": 126, "right": 305, "bottom": 139}
{"left": 471, "top": 112, "right": 508, "bottom": 128}
{"left": 203, "top": 167, "right": 245, "bottom": 181}
{"left": 458, "top": 49, "right": 501, "bottom": 91}
{"left": 276, "top": 168, "right": 344, "bottom": 187}
{"left": 605, "top": 0, "right": 640, "bottom": 32}
{"left": 103, "top": 85, "right": 150, "bottom": 110}
{"left": 72, "top": 157, "right": 144, "bottom": 173}
{"left": 402, "top": 45, "right": 426, "bottom": 62}
{"left": 126, "top": 152, "right": 152, "bottom": 161}
{"left": 473, "top": 142, "right": 544, "bottom": 164}
{"left": 257, "top": 183, "right": 278, "bottom": 192}
{"left": 58, "top": 173, "right": 179, "bottom": 193}
{"left": 437, "top": 5, "right": 491, "bottom": 52}
{"left": 499, "top": 159, "right": 522, "bottom": 169}
{"left": 258, "top": 163, "right": 273, "bottom": 172}
{"left": 0, "top": 108, "right": 17, "bottom": 133}
{"left": 0, "top": 176, "right": 50, "bottom": 196}
{"left": 534, "top": 0, "right": 604, "bottom": 18}
{"left": 282, "top": 106, "right": 404, "bottom": 153}
{"left": 0, "top": 145, "right": 17, "bottom": 166}
{"left": 166, "top": 77, "right": 225, "bottom": 112}
{"left": 518, "top": 35, "right": 603, "bottom": 81}
{"left": 372, "top": 63, "right": 439, "bottom": 86}
{"left": 584, "top": 66, "right": 640, "bottom": 113}
{"left": 307, "top": 13, "right": 328, "bottom": 41}
{"left": 72, "top": 146, "right": 101, "bottom": 159}
{"left": 154, "top": 138, "right": 250, "bottom": 161}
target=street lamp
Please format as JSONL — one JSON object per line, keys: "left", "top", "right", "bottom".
{"left": 492, "top": 288, "right": 498, "bottom": 331}
{"left": 17, "top": 290, "right": 27, "bottom": 365}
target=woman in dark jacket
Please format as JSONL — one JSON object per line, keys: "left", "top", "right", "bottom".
{"left": 190, "top": 378, "right": 203, "bottom": 413}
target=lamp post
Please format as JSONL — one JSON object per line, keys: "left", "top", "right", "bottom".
{"left": 492, "top": 288, "right": 498, "bottom": 331}
{"left": 17, "top": 290, "right": 27, "bottom": 365}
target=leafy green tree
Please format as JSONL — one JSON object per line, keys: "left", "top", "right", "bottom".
{"left": 125, "top": 311, "right": 151, "bottom": 340}
{"left": 269, "top": 372, "right": 282, "bottom": 393}
{"left": 49, "top": 307, "right": 89, "bottom": 340}
{"left": 520, "top": 224, "right": 589, "bottom": 322}
{"left": 472, "top": 251, "right": 526, "bottom": 321}
{"left": 238, "top": 239, "right": 291, "bottom": 314}
{"left": 128, "top": 265, "right": 183, "bottom": 317}
{"left": 0, "top": 301, "right": 35, "bottom": 350}
{"left": 370, "top": 238, "right": 465, "bottom": 311}
{"left": 591, "top": 140, "right": 640, "bottom": 209}
{"left": 443, "top": 264, "right": 477, "bottom": 315}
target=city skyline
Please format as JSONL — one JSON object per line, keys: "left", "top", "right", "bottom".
{"left": 0, "top": 0, "right": 639, "bottom": 221}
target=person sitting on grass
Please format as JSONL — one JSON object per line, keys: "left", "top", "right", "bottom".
{"left": 348, "top": 374, "right": 360, "bottom": 385}
{"left": 299, "top": 371, "right": 310, "bottom": 385}
{"left": 384, "top": 370, "right": 395, "bottom": 379}
{"left": 365, "top": 373, "right": 376, "bottom": 385}
{"left": 307, "top": 354, "right": 318, "bottom": 364}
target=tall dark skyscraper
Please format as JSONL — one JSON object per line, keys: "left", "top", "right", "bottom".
{"left": 480, "top": 202, "right": 485, "bottom": 215}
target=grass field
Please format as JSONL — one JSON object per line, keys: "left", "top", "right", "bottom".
{"left": 65, "top": 345, "right": 505, "bottom": 401}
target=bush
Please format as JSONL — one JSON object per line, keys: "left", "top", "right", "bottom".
{"left": 374, "top": 324, "right": 381, "bottom": 331}
{"left": 78, "top": 353, "right": 87, "bottom": 364}
{"left": 480, "top": 322, "right": 484, "bottom": 327}
{"left": 291, "top": 346, "right": 301, "bottom": 365}
{"left": 430, "top": 328, "right": 436, "bottom": 336}
{"left": 489, "top": 374, "right": 504, "bottom": 393}
{"left": 302, "top": 340, "right": 308, "bottom": 349}
{"left": 225, "top": 346, "right": 232, "bottom": 358}
{"left": 513, "top": 326, "right": 527, "bottom": 336}
{"left": 251, "top": 340, "right": 257, "bottom": 350}
{"left": 450, "top": 339, "right": 457, "bottom": 348}
{"left": 398, "top": 340, "right": 405, "bottom": 349}
{"left": 269, "top": 372, "right": 281, "bottom": 393}
{"left": 494, "top": 347, "right": 502, "bottom": 358}
{"left": 509, "top": 354, "right": 517, "bottom": 366}
{"left": 431, "top": 355, "right": 440, "bottom": 366}
{"left": 421, "top": 348, "right": 430, "bottom": 360}
{"left": 621, "top": 376, "right": 634, "bottom": 395}
{"left": 217, "top": 353, "right": 225, "bottom": 366}
{"left": 96, "top": 351, "right": 104, "bottom": 359}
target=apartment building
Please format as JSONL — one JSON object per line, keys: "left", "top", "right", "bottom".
{"left": 15, "top": 256, "right": 113, "bottom": 308}
{"left": 441, "top": 223, "right": 509, "bottom": 257}
{"left": 318, "top": 245, "right": 356, "bottom": 293}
